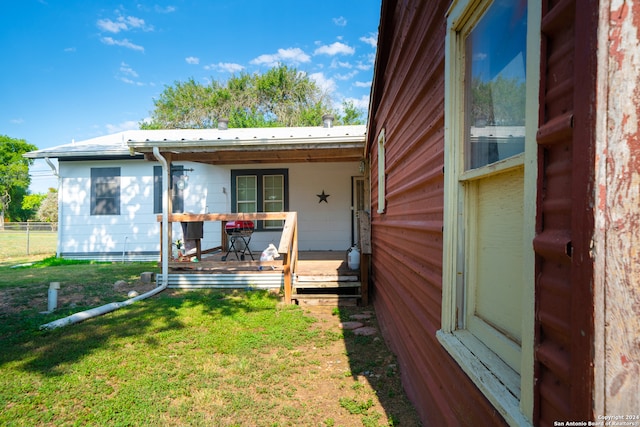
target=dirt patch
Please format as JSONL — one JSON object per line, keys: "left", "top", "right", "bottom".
{"left": 0, "top": 278, "right": 157, "bottom": 316}
{"left": 282, "top": 305, "right": 422, "bottom": 426}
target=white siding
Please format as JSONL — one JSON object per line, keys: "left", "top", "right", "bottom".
{"left": 58, "top": 160, "right": 361, "bottom": 260}
{"left": 59, "top": 159, "right": 160, "bottom": 260}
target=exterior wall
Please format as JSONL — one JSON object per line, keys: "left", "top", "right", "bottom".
{"left": 593, "top": 0, "right": 640, "bottom": 415}
{"left": 367, "top": 1, "right": 507, "bottom": 425}
{"left": 367, "top": 0, "right": 638, "bottom": 425}
{"left": 58, "top": 159, "right": 162, "bottom": 260}
{"left": 533, "top": 0, "right": 598, "bottom": 422}
{"left": 228, "top": 162, "right": 360, "bottom": 252}
{"left": 58, "top": 159, "right": 359, "bottom": 260}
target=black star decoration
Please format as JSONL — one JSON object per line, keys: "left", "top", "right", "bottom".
{"left": 317, "top": 190, "right": 330, "bottom": 203}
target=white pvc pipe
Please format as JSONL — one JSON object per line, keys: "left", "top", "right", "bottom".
{"left": 40, "top": 147, "right": 170, "bottom": 330}
{"left": 48, "top": 282, "right": 60, "bottom": 312}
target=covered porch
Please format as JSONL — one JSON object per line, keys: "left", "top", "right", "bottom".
{"left": 157, "top": 212, "right": 369, "bottom": 306}
{"left": 125, "top": 125, "right": 370, "bottom": 304}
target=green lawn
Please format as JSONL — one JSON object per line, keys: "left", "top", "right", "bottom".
{"left": 1, "top": 290, "right": 319, "bottom": 426}
{"left": 0, "top": 230, "right": 57, "bottom": 266}
{"left": 0, "top": 260, "right": 420, "bottom": 426}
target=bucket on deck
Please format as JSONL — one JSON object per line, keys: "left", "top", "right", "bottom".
{"left": 347, "top": 246, "right": 360, "bottom": 270}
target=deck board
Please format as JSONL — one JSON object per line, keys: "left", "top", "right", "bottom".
{"left": 168, "top": 250, "right": 355, "bottom": 276}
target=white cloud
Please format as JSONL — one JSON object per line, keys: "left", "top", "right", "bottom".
{"left": 314, "top": 42, "right": 355, "bottom": 56}
{"left": 360, "top": 33, "right": 378, "bottom": 48}
{"left": 330, "top": 58, "right": 353, "bottom": 69}
{"left": 97, "top": 15, "right": 152, "bottom": 33}
{"left": 354, "top": 80, "right": 372, "bottom": 88}
{"left": 97, "top": 18, "right": 127, "bottom": 33}
{"left": 10, "top": 118, "right": 25, "bottom": 124}
{"left": 250, "top": 48, "right": 311, "bottom": 66}
{"left": 118, "top": 77, "right": 145, "bottom": 86}
{"left": 101, "top": 37, "right": 144, "bottom": 52}
{"left": 204, "top": 62, "right": 245, "bottom": 73}
{"left": 356, "top": 53, "right": 376, "bottom": 70}
{"left": 334, "top": 70, "right": 359, "bottom": 81}
{"left": 333, "top": 16, "right": 347, "bottom": 26}
{"left": 64, "top": 47, "right": 76, "bottom": 53}
{"left": 155, "top": 5, "right": 176, "bottom": 13}
{"left": 119, "top": 62, "right": 139, "bottom": 77}
{"left": 185, "top": 56, "right": 200, "bottom": 65}
{"left": 310, "top": 72, "right": 337, "bottom": 94}
{"left": 342, "top": 95, "right": 370, "bottom": 110}
{"left": 106, "top": 120, "right": 139, "bottom": 134}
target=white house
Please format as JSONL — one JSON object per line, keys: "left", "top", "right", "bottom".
{"left": 25, "top": 124, "right": 366, "bottom": 261}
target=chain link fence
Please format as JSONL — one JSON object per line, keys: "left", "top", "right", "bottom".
{"left": 0, "top": 222, "right": 58, "bottom": 257}
{"left": 2, "top": 222, "right": 58, "bottom": 232}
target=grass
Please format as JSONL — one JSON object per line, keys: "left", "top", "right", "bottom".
{"left": 0, "top": 289, "right": 320, "bottom": 425}
{"left": 0, "top": 252, "right": 422, "bottom": 426}
{"left": 0, "top": 230, "right": 57, "bottom": 266}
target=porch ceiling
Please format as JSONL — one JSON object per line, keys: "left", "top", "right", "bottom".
{"left": 127, "top": 125, "right": 366, "bottom": 164}
{"left": 142, "top": 146, "right": 363, "bottom": 164}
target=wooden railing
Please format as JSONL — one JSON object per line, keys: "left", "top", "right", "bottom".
{"left": 157, "top": 212, "right": 298, "bottom": 303}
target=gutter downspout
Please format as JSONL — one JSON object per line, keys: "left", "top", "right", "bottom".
{"left": 39, "top": 148, "right": 170, "bottom": 330}
{"left": 45, "top": 157, "right": 62, "bottom": 258}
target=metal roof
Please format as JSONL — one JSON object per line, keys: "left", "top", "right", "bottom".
{"left": 24, "top": 125, "right": 367, "bottom": 161}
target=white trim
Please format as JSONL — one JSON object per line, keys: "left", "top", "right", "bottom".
{"left": 441, "top": 0, "right": 540, "bottom": 423}
{"left": 377, "top": 128, "right": 386, "bottom": 214}
{"left": 459, "top": 153, "right": 524, "bottom": 181}
{"left": 437, "top": 331, "right": 532, "bottom": 427}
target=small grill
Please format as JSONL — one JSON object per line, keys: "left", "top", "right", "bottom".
{"left": 222, "top": 220, "right": 255, "bottom": 261}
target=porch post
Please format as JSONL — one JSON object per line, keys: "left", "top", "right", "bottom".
{"left": 165, "top": 153, "right": 173, "bottom": 260}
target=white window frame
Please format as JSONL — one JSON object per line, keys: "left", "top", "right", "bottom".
{"left": 437, "top": 0, "right": 540, "bottom": 425}
{"left": 231, "top": 169, "right": 288, "bottom": 231}
{"left": 90, "top": 167, "right": 120, "bottom": 216}
{"left": 377, "top": 128, "right": 386, "bottom": 214}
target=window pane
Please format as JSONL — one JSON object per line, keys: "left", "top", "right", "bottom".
{"left": 91, "top": 167, "right": 120, "bottom": 215}
{"left": 263, "top": 175, "right": 284, "bottom": 229}
{"left": 236, "top": 176, "right": 257, "bottom": 213}
{"left": 465, "top": 2, "right": 527, "bottom": 170}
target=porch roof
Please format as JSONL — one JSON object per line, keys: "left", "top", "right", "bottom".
{"left": 127, "top": 125, "right": 366, "bottom": 164}
{"left": 23, "top": 125, "right": 367, "bottom": 164}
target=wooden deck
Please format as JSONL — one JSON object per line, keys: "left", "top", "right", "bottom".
{"left": 168, "top": 250, "right": 352, "bottom": 276}
{"left": 164, "top": 250, "right": 363, "bottom": 306}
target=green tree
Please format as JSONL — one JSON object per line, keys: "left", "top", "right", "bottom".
{"left": 0, "top": 135, "right": 37, "bottom": 225}
{"left": 20, "top": 192, "right": 46, "bottom": 220}
{"left": 36, "top": 188, "right": 58, "bottom": 223}
{"left": 469, "top": 76, "right": 526, "bottom": 126}
{"left": 141, "top": 64, "right": 337, "bottom": 129}
{"left": 338, "top": 100, "right": 365, "bottom": 125}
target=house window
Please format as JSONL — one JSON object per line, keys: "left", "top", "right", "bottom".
{"left": 153, "top": 165, "right": 185, "bottom": 214}
{"left": 91, "top": 167, "right": 120, "bottom": 215}
{"left": 438, "top": 0, "right": 538, "bottom": 425}
{"left": 231, "top": 169, "right": 288, "bottom": 230}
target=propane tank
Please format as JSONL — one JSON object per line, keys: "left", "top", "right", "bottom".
{"left": 347, "top": 246, "right": 360, "bottom": 270}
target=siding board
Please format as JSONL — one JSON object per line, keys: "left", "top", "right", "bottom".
{"left": 535, "top": 0, "right": 596, "bottom": 423}
{"left": 367, "top": 0, "right": 507, "bottom": 424}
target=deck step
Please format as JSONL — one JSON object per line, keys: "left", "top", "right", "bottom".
{"left": 294, "top": 281, "right": 361, "bottom": 289}
{"left": 292, "top": 294, "right": 361, "bottom": 307}
{"left": 296, "top": 274, "right": 358, "bottom": 282}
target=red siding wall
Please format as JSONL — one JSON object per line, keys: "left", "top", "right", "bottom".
{"left": 534, "top": 0, "right": 597, "bottom": 424}
{"left": 368, "top": 1, "right": 506, "bottom": 424}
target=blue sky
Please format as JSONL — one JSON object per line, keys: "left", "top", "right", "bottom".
{"left": 0, "top": 1, "right": 381, "bottom": 193}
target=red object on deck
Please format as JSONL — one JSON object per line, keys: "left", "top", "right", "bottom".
{"left": 225, "top": 220, "right": 255, "bottom": 235}
{"left": 222, "top": 220, "right": 255, "bottom": 261}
